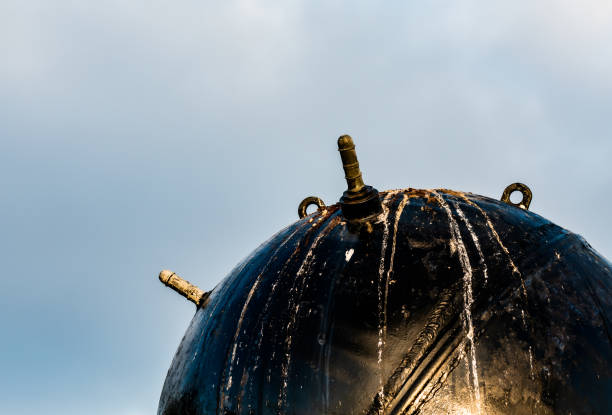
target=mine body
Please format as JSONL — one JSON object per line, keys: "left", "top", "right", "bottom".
{"left": 158, "top": 137, "right": 612, "bottom": 414}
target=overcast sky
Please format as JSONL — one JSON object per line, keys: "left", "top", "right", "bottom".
{"left": 1, "top": 1, "right": 611, "bottom": 414}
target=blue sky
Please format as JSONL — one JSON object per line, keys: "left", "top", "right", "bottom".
{"left": 1, "top": 1, "right": 611, "bottom": 414}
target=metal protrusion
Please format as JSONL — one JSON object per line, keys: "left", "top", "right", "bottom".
{"left": 159, "top": 269, "right": 210, "bottom": 307}
{"left": 337, "top": 135, "right": 382, "bottom": 220}
{"left": 338, "top": 135, "right": 365, "bottom": 193}
{"left": 501, "top": 183, "right": 532, "bottom": 210}
{"left": 298, "top": 196, "right": 326, "bottom": 218}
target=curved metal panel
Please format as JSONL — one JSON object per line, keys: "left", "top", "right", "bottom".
{"left": 159, "top": 189, "right": 612, "bottom": 415}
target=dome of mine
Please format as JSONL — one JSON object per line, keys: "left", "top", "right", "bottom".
{"left": 158, "top": 188, "right": 612, "bottom": 415}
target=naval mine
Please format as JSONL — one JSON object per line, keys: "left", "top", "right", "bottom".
{"left": 157, "top": 135, "right": 612, "bottom": 414}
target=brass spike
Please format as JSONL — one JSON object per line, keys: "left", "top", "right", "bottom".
{"left": 338, "top": 135, "right": 366, "bottom": 193}
{"left": 337, "top": 135, "right": 382, "bottom": 220}
{"left": 159, "top": 270, "right": 210, "bottom": 307}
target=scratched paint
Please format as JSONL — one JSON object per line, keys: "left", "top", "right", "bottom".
{"left": 375, "top": 191, "right": 400, "bottom": 406}
{"left": 453, "top": 202, "right": 489, "bottom": 285}
{"left": 460, "top": 195, "right": 535, "bottom": 375}
{"left": 461, "top": 196, "right": 525, "bottom": 295}
{"left": 278, "top": 216, "right": 341, "bottom": 411}
{"left": 218, "top": 222, "right": 308, "bottom": 412}
{"left": 242, "top": 209, "right": 337, "bottom": 411}
{"left": 383, "top": 194, "right": 410, "bottom": 337}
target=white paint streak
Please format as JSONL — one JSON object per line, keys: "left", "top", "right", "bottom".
{"left": 219, "top": 224, "right": 305, "bottom": 412}
{"left": 244, "top": 216, "right": 328, "bottom": 409}
{"left": 461, "top": 196, "right": 536, "bottom": 375}
{"left": 278, "top": 217, "right": 337, "bottom": 410}
{"left": 375, "top": 191, "right": 398, "bottom": 405}
{"left": 453, "top": 202, "right": 489, "bottom": 285}
{"left": 345, "top": 248, "right": 354, "bottom": 262}
{"left": 529, "top": 346, "right": 535, "bottom": 379}
{"left": 434, "top": 191, "right": 482, "bottom": 415}
{"left": 464, "top": 198, "right": 526, "bottom": 296}
{"left": 384, "top": 194, "right": 409, "bottom": 335}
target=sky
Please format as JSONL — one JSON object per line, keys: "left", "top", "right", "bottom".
{"left": 1, "top": 1, "right": 611, "bottom": 414}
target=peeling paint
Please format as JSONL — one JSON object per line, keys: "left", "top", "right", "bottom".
{"left": 278, "top": 215, "right": 341, "bottom": 411}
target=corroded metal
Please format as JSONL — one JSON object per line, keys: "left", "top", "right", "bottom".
{"left": 159, "top": 270, "right": 209, "bottom": 307}
{"left": 337, "top": 135, "right": 383, "bottom": 220}
{"left": 298, "top": 196, "right": 326, "bottom": 219}
{"left": 158, "top": 189, "right": 612, "bottom": 415}
{"left": 501, "top": 182, "right": 532, "bottom": 210}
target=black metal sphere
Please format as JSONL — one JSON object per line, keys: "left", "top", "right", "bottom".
{"left": 158, "top": 189, "right": 612, "bottom": 415}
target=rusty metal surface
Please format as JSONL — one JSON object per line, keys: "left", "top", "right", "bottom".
{"left": 298, "top": 196, "right": 326, "bottom": 219}
{"left": 501, "top": 183, "right": 533, "bottom": 210}
{"left": 158, "top": 189, "right": 612, "bottom": 414}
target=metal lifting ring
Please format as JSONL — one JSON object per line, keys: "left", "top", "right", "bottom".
{"left": 298, "top": 196, "right": 326, "bottom": 218}
{"left": 501, "top": 183, "right": 532, "bottom": 210}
